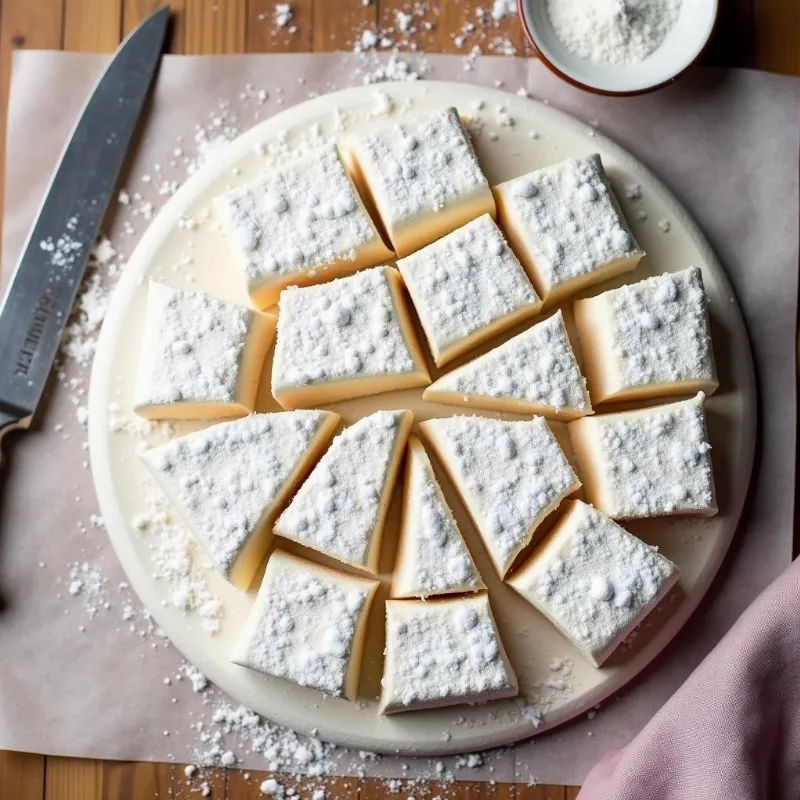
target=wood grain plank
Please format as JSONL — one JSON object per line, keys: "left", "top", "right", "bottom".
{"left": 228, "top": 769, "right": 357, "bottom": 798}
{"left": 754, "top": 0, "right": 800, "bottom": 74}
{"left": 247, "top": 0, "right": 314, "bottom": 53}
{"left": 63, "top": 0, "right": 123, "bottom": 52}
{"left": 378, "top": 0, "right": 443, "bottom": 53}
{"left": 313, "top": 0, "right": 376, "bottom": 52}
{"left": 171, "top": 766, "right": 227, "bottom": 799}
{"left": 0, "top": 0, "right": 65, "bottom": 226}
{"left": 359, "top": 777, "right": 516, "bottom": 799}
{"left": 465, "top": 784, "right": 515, "bottom": 799}
{"left": 703, "top": 0, "right": 754, "bottom": 68}
{"left": 397, "top": 0, "right": 524, "bottom": 56}
{"left": 517, "top": 785, "right": 567, "bottom": 800}
{"left": 101, "top": 761, "right": 173, "bottom": 799}
{"left": 1, "top": 3, "right": 797, "bottom": 800}
{"left": 185, "top": 0, "right": 247, "bottom": 55}
{"left": 0, "top": 751, "right": 45, "bottom": 800}
{"left": 379, "top": 0, "right": 531, "bottom": 58}
{"left": 320, "top": 776, "right": 358, "bottom": 799}
{"left": 45, "top": 757, "right": 102, "bottom": 800}
{"left": 123, "top": 0, "right": 187, "bottom": 54}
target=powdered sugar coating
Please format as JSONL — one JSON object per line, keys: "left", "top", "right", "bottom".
{"left": 216, "top": 145, "right": 381, "bottom": 297}
{"left": 140, "top": 411, "right": 335, "bottom": 579}
{"left": 496, "top": 155, "right": 642, "bottom": 294}
{"left": 608, "top": 267, "right": 715, "bottom": 389}
{"left": 422, "top": 416, "right": 580, "bottom": 575}
{"left": 232, "top": 551, "right": 376, "bottom": 698}
{"left": 547, "top": 0, "right": 682, "bottom": 66}
{"left": 510, "top": 501, "right": 678, "bottom": 664}
{"left": 381, "top": 594, "right": 517, "bottom": 712}
{"left": 134, "top": 283, "right": 268, "bottom": 413}
{"left": 350, "top": 107, "right": 492, "bottom": 248}
{"left": 271, "top": 268, "right": 419, "bottom": 396}
{"left": 274, "top": 410, "right": 412, "bottom": 570}
{"left": 393, "top": 440, "right": 482, "bottom": 598}
{"left": 408, "top": 473, "right": 479, "bottom": 591}
{"left": 573, "top": 394, "right": 716, "bottom": 518}
{"left": 397, "top": 214, "right": 540, "bottom": 362}
{"left": 429, "top": 310, "right": 590, "bottom": 414}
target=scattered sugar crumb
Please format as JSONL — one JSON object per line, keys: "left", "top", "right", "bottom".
{"left": 261, "top": 778, "right": 284, "bottom": 796}
{"left": 625, "top": 182, "right": 642, "bottom": 200}
{"left": 274, "top": 3, "right": 293, "bottom": 28}
{"left": 491, "top": 0, "right": 516, "bottom": 20}
{"left": 42, "top": 41, "right": 617, "bottom": 793}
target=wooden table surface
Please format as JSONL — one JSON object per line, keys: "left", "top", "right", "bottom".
{"left": 0, "top": 0, "right": 798, "bottom": 798}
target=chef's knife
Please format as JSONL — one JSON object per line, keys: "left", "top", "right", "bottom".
{"left": 0, "top": 6, "right": 169, "bottom": 458}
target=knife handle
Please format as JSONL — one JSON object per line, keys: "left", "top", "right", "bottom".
{"left": 0, "top": 409, "right": 30, "bottom": 465}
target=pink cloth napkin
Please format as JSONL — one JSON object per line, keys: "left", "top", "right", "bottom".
{"left": 578, "top": 556, "right": 800, "bottom": 799}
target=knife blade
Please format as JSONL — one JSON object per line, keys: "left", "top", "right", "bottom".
{"left": 0, "top": 6, "right": 169, "bottom": 449}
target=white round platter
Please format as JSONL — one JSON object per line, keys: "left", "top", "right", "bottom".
{"left": 88, "top": 81, "right": 756, "bottom": 756}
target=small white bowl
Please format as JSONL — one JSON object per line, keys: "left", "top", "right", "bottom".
{"left": 518, "top": 0, "right": 719, "bottom": 95}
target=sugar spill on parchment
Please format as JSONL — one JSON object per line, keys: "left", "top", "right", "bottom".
{"left": 45, "top": 18, "right": 624, "bottom": 790}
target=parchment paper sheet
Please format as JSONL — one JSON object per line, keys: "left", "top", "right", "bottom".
{"left": 0, "top": 51, "right": 797, "bottom": 786}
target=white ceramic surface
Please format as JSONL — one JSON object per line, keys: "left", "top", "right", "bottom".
{"left": 88, "top": 81, "right": 755, "bottom": 755}
{"left": 519, "top": 0, "right": 719, "bottom": 95}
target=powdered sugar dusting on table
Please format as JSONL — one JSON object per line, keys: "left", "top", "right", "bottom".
{"left": 131, "top": 488, "right": 226, "bottom": 635}
{"left": 35, "top": 69, "right": 554, "bottom": 788}
{"left": 31, "top": 34, "right": 728, "bottom": 787}
{"left": 67, "top": 561, "right": 110, "bottom": 618}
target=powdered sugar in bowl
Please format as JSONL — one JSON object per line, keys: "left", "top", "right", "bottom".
{"left": 519, "top": 0, "right": 719, "bottom": 95}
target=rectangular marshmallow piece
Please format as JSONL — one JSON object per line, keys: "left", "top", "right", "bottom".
{"left": 274, "top": 410, "right": 414, "bottom": 573}
{"left": 134, "top": 282, "right": 275, "bottom": 420}
{"left": 139, "top": 411, "right": 340, "bottom": 590}
{"left": 573, "top": 266, "right": 719, "bottom": 404}
{"left": 507, "top": 500, "right": 680, "bottom": 666}
{"left": 569, "top": 392, "right": 717, "bottom": 519}
{"left": 423, "top": 309, "right": 592, "bottom": 420}
{"left": 397, "top": 214, "right": 541, "bottom": 367}
{"left": 345, "top": 107, "right": 496, "bottom": 257}
{"left": 392, "top": 436, "right": 484, "bottom": 598}
{"left": 271, "top": 267, "right": 430, "bottom": 409}
{"left": 421, "top": 415, "right": 581, "bottom": 577}
{"left": 216, "top": 144, "right": 393, "bottom": 309}
{"left": 231, "top": 550, "right": 379, "bottom": 700}
{"left": 493, "top": 154, "right": 644, "bottom": 304}
{"left": 380, "top": 593, "right": 518, "bottom": 713}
